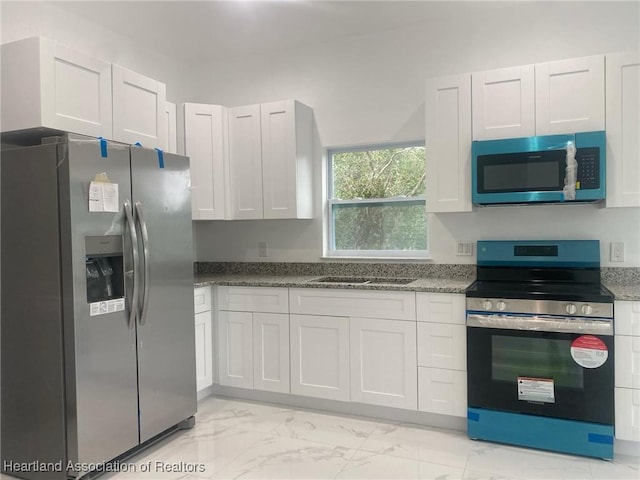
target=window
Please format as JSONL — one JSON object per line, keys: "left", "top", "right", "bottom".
{"left": 327, "top": 142, "right": 427, "bottom": 257}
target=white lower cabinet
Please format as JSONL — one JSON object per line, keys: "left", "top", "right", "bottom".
{"left": 614, "top": 300, "right": 640, "bottom": 441}
{"left": 194, "top": 287, "right": 214, "bottom": 392}
{"left": 253, "top": 313, "right": 290, "bottom": 393}
{"left": 418, "top": 367, "right": 467, "bottom": 417}
{"left": 349, "top": 317, "right": 417, "bottom": 409}
{"left": 416, "top": 293, "right": 467, "bottom": 418}
{"left": 218, "top": 311, "right": 254, "bottom": 389}
{"left": 290, "top": 314, "right": 350, "bottom": 401}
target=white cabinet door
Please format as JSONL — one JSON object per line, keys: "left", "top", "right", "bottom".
{"left": 606, "top": 51, "right": 640, "bottom": 208}
{"left": 615, "top": 387, "right": 640, "bottom": 441}
{"left": 290, "top": 314, "right": 350, "bottom": 401}
{"left": 164, "top": 101, "right": 177, "bottom": 154}
{"left": 425, "top": 74, "right": 472, "bottom": 212}
{"left": 195, "top": 310, "right": 213, "bottom": 391}
{"left": 472, "top": 65, "right": 535, "bottom": 140}
{"left": 112, "top": 65, "right": 166, "bottom": 148}
{"left": 535, "top": 55, "right": 605, "bottom": 135}
{"left": 261, "top": 100, "right": 314, "bottom": 219}
{"left": 218, "top": 311, "right": 253, "bottom": 389}
{"left": 418, "top": 367, "right": 467, "bottom": 417}
{"left": 349, "top": 318, "right": 417, "bottom": 409}
{"left": 182, "top": 103, "right": 228, "bottom": 220}
{"left": 417, "top": 322, "right": 466, "bottom": 371}
{"left": 228, "top": 104, "right": 263, "bottom": 219}
{"left": 253, "top": 313, "right": 290, "bottom": 393}
{"left": 1, "top": 37, "right": 113, "bottom": 138}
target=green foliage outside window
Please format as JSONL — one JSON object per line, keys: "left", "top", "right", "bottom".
{"left": 330, "top": 145, "right": 427, "bottom": 253}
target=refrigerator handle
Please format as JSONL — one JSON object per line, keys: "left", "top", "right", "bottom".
{"left": 134, "top": 201, "right": 151, "bottom": 326}
{"left": 124, "top": 200, "right": 140, "bottom": 328}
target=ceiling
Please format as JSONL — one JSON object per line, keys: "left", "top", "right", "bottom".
{"left": 49, "top": 1, "right": 511, "bottom": 64}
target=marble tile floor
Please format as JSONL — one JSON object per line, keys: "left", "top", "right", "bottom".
{"left": 2, "top": 396, "right": 638, "bottom": 480}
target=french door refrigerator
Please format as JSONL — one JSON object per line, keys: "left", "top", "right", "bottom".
{"left": 1, "top": 133, "right": 196, "bottom": 480}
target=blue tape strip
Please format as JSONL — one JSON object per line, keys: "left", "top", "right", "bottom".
{"left": 155, "top": 148, "right": 165, "bottom": 169}
{"left": 467, "top": 411, "right": 480, "bottom": 422}
{"left": 134, "top": 142, "right": 143, "bottom": 147}
{"left": 588, "top": 433, "right": 614, "bottom": 445}
{"left": 98, "top": 137, "right": 108, "bottom": 158}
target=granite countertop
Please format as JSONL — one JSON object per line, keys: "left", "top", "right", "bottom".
{"left": 194, "top": 273, "right": 640, "bottom": 300}
{"left": 194, "top": 274, "right": 473, "bottom": 294}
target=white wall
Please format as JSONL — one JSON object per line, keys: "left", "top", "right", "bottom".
{"left": 0, "top": 1, "right": 199, "bottom": 102}
{"left": 193, "top": 1, "right": 640, "bottom": 267}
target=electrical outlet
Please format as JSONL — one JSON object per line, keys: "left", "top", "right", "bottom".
{"left": 456, "top": 241, "right": 473, "bottom": 256}
{"left": 611, "top": 242, "right": 625, "bottom": 262}
{"left": 258, "top": 241, "right": 268, "bottom": 258}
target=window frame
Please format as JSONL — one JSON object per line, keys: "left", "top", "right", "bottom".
{"left": 326, "top": 141, "right": 428, "bottom": 259}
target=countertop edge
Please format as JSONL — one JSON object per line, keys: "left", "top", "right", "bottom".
{"left": 194, "top": 275, "right": 640, "bottom": 301}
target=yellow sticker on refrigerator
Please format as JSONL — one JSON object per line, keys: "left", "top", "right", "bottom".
{"left": 517, "top": 377, "right": 555, "bottom": 403}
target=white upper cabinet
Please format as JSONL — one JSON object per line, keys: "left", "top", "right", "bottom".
{"left": 1, "top": 37, "right": 113, "bottom": 138}
{"left": 228, "top": 104, "right": 264, "bottom": 219}
{"left": 535, "top": 55, "right": 605, "bottom": 135}
{"left": 181, "top": 103, "right": 229, "bottom": 220}
{"left": 227, "top": 100, "right": 314, "bottom": 220}
{"left": 472, "top": 56, "right": 605, "bottom": 140}
{"left": 261, "top": 100, "right": 313, "bottom": 219}
{"left": 164, "top": 101, "right": 177, "bottom": 154}
{"left": 112, "top": 65, "right": 167, "bottom": 148}
{"left": 425, "top": 74, "right": 472, "bottom": 213}
{"left": 472, "top": 65, "right": 535, "bottom": 140}
{"left": 606, "top": 51, "right": 640, "bottom": 208}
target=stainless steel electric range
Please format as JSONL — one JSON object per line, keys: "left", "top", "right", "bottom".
{"left": 465, "top": 240, "right": 615, "bottom": 459}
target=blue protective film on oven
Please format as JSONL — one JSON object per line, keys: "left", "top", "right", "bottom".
{"left": 476, "top": 240, "right": 600, "bottom": 268}
{"left": 467, "top": 407, "right": 614, "bottom": 459}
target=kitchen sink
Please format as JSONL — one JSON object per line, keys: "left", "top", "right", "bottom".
{"left": 309, "top": 276, "right": 417, "bottom": 285}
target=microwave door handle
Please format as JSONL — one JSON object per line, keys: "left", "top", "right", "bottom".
{"left": 124, "top": 200, "right": 139, "bottom": 328}
{"left": 134, "top": 201, "right": 150, "bottom": 326}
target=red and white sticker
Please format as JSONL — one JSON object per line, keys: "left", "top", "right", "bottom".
{"left": 570, "top": 335, "right": 608, "bottom": 368}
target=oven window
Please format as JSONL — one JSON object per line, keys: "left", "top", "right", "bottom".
{"left": 492, "top": 336, "right": 583, "bottom": 389}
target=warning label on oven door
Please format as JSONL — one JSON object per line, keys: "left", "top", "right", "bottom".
{"left": 517, "top": 377, "right": 555, "bottom": 403}
{"left": 570, "top": 335, "right": 608, "bottom": 368}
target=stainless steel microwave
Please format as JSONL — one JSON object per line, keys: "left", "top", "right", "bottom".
{"left": 472, "top": 131, "right": 606, "bottom": 205}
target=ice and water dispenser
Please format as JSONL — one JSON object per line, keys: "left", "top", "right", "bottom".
{"left": 85, "top": 236, "right": 125, "bottom": 303}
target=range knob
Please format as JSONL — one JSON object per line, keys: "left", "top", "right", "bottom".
{"left": 581, "top": 304, "right": 593, "bottom": 315}
{"left": 496, "top": 301, "right": 507, "bottom": 311}
{"left": 483, "top": 300, "right": 493, "bottom": 310}
{"left": 566, "top": 303, "right": 577, "bottom": 315}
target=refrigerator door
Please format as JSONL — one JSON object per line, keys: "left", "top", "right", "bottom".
{"left": 130, "top": 147, "right": 196, "bottom": 442}
{"left": 61, "top": 135, "right": 140, "bottom": 466}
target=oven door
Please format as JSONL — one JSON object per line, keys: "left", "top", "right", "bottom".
{"left": 466, "top": 313, "right": 614, "bottom": 425}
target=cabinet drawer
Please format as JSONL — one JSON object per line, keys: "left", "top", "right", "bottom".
{"left": 615, "top": 387, "right": 640, "bottom": 441}
{"left": 218, "top": 286, "right": 288, "bottom": 313}
{"left": 615, "top": 335, "right": 640, "bottom": 389}
{"left": 615, "top": 301, "right": 640, "bottom": 336}
{"left": 417, "top": 322, "right": 466, "bottom": 371}
{"left": 194, "top": 286, "right": 212, "bottom": 313}
{"left": 289, "top": 288, "right": 415, "bottom": 320}
{"left": 416, "top": 293, "right": 465, "bottom": 324}
{"left": 418, "top": 367, "right": 467, "bottom": 418}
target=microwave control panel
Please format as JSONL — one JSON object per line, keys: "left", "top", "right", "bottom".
{"left": 576, "top": 147, "right": 600, "bottom": 190}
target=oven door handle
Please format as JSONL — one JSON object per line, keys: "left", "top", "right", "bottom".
{"left": 466, "top": 313, "right": 613, "bottom": 335}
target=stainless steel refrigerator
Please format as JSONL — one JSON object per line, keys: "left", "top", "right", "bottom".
{"left": 1, "top": 133, "right": 196, "bottom": 480}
